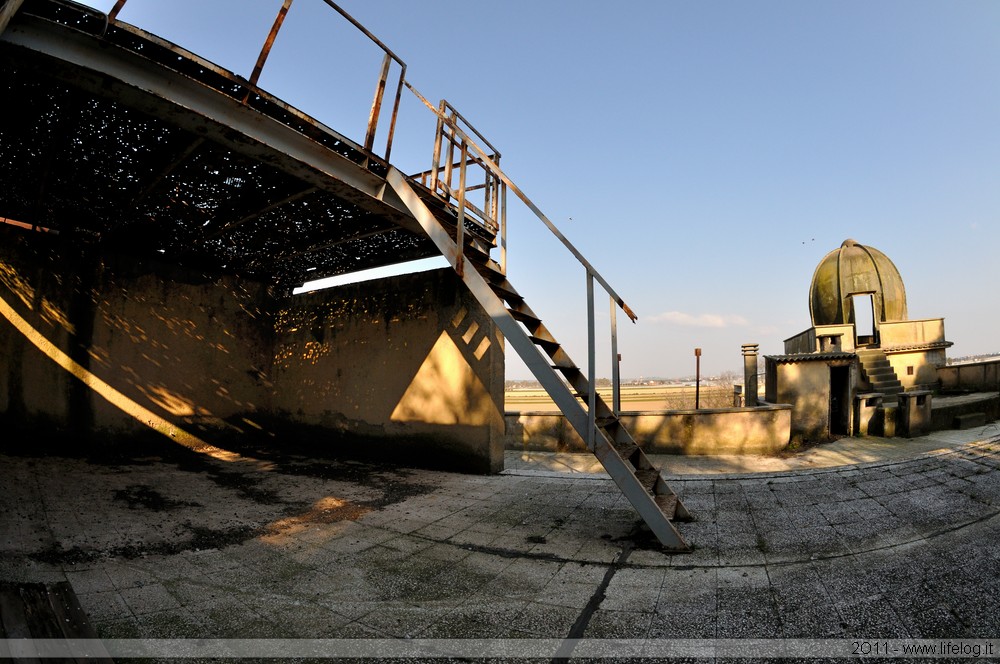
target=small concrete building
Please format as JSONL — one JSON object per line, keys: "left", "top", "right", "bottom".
{"left": 765, "top": 239, "right": 951, "bottom": 441}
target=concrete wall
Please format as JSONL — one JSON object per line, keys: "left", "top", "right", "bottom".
{"left": 0, "top": 233, "right": 272, "bottom": 438}
{"left": 879, "top": 318, "right": 946, "bottom": 347}
{"left": 784, "top": 325, "right": 855, "bottom": 354}
{"left": 929, "top": 393, "right": 1000, "bottom": 431}
{"left": 271, "top": 269, "right": 505, "bottom": 473}
{"left": 783, "top": 328, "right": 816, "bottom": 355}
{"left": 765, "top": 357, "right": 857, "bottom": 442}
{"left": 506, "top": 405, "right": 791, "bottom": 456}
{"left": 885, "top": 347, "right": 948, "bottom": 391}
{"left": 938, "top": 358, "right": 1000, "bottom": 393}
{"left": 0, "top": 231, "right": 504, "bottom": 472}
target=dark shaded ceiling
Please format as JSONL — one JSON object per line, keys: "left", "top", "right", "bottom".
{"left": 0, "top": 0, "right": 487, "bottom": 289}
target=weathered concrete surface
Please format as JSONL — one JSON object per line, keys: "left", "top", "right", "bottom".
{"left": 929, "top": 392, "right": 1000, "bottom": 432}
{"left": 506, "top": 405, "right": 791, "bottom": 456}
{"left": 2, "top": 428, "right": 999, "bottom": 656}
{"left": 940, "top": 358, "right": 1000, "bottom": 393}
{"left": 0, "top": 231, "right": 504, "bottom": 472}
{"left": 766, "top": 355, "right": 856, "bottom": 442}
{"left": 0, "top": 232, "right": 274, "bottom": 437}
{"left": 273, "top": 269, "right": 505, "bottom": 473}
{"left": 880, "top": 319, "right": 949, "bottom": 390}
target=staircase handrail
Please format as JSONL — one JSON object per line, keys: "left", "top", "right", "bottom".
{"left": 104, "top": 0, "right": 407, "bottom": 163}
{"left": 92, "top": 0, "right": 634, "bottom": 413}
{"left": 405, "top": 81, "right": 634, "bottom": 418}
{"left": 404, "top": 82, "right": 637, "bottom": 324}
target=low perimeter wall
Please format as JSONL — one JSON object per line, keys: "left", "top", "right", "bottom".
{"left": 506, "top": 405, "right": 792, "bottom": 456}
{"left": 938, "top": 359, "right": 1000, "bottom": 393}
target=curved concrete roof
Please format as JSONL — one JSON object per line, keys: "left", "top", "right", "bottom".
{"left": 809, "top": 238, "right": 908, "bottom": 326}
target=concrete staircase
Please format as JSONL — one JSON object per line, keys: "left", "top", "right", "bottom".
{"left": 856, "top": 348, "right": 904, "bottom": 403}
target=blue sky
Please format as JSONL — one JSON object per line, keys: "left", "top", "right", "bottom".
{"left": 77, "top": 0, "right": 999, "bottom": 380}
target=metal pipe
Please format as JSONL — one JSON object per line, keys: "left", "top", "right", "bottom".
{"left": 321, "top": 0, "right": 407, "bottom": 161}
{"left": 247, "top": 0, "right": 293, "bottom": 91}
{"left": 442, "top": 111, "right": 456, "bottom": 200}
{"left": 694, "top": 347, "right": 702, "bottom": 409}
{"left": 382, "top": 64, "right": 405, "bottom": 162}
{"left": 321, "top": 0, "right": 404, "bottom": 67}
{"left": 429, "top": 101, "right": 444, "bottom": 195}
{"left": 403, "top": 86, "right": 637, "bottom": 322}
{"left": 455, "top": 141, "right": 468, "bottom": 277}
{"left": 611, "top": 296, "right": 620, "bottom": 415}
{"left": 587, "top": 270, "right": 596, "bottom": 449}
{"left": 500, "top": 181, "right": 507, "bottom": 275}
{"left": 107, "top": 0, "right": 127, "bottom": 23}
{"left": 364, "top": 52, "right": 391, "bottom": 153}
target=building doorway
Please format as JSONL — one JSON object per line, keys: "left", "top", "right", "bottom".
{"left": 830, "top": 365, "right": 850, "bottom": 436}
{"left": 851, "top": 293, "right": 876, "bottom": 347}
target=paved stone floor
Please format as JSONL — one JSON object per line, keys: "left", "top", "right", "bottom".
{"left": 2, "top": 424, "right": 1000, "bottom": 661}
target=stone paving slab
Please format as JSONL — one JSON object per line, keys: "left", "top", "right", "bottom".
{"left": 2, "top": 431, "right": 1000, "bottom": 661}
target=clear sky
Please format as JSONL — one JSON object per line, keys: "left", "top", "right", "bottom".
{"left": 76, "top": 0, "right": 1000, "bottom": 380}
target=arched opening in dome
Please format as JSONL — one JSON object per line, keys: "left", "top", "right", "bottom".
{"left": 850, "top": 293, "right": 876, "bottom": 346}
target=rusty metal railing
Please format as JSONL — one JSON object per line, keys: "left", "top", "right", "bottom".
{"left": 96, "top": 0, "right": 634, "bottom": 413}
{"left": 405, "top": 88, "right": 506, "bottom": 274}
{"left": 403, "top": 83, "right": 636, "bottom": 419}
{"left": 106, "top": 0, "right": 407, "bottom": 163}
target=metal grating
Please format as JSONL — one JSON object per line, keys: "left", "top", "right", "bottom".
{"left": 0, "top": 0, "right": 482, "bottom": 288}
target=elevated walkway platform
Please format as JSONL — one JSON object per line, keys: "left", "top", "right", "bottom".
{"left": 0, "top": 0, "right": 487, "bottom": 288}
{"left": 1, "top": 0, "right": 693, "bottom": 549}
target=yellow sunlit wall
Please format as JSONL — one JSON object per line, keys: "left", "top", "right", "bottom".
{"left": 0, "top": 231, "right": 504, "bottom": 472}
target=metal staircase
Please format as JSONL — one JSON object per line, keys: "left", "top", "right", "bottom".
{"left": 383, "top": 96, "right": 692, "bottom": 550}
{"left": 3, "top": 0, "right": 692, "bottom": 550}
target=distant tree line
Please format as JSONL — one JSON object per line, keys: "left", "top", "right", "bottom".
{"left": 506, "top": 369, "right": 746, "bottom": 394}
{"left": 947, "top": 353, "right": 1000, "bottom": 365}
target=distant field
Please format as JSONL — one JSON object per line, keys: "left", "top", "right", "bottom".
{"left": 504, "top": 384, "right": 736, "bottom": 412}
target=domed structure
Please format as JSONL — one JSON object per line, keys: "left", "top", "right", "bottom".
{"left": 769, "top": 238, "right": 952, "bottom": 443}
{"left": 809, "top": 239, "right": 908, "bottom": 327}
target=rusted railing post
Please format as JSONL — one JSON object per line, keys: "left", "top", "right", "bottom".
{"left": 455, "top": 140, "right": 468, "bottom": 277}
{"left": 382, "top": 65, "right": 405, "bottom": 162}
{"left": 107, "top": 0, "right": 127, "bottom": 23}
{"left": 499, "top": 180, "right": 507, "bottom": 274}
{"left": 247, "top": 0, "right": 293, "bottom": 93}
{"left": 611, "top": 295, "right": 620, "bottom": 415}
{"left": 429, "top": 102, "right": 445, "bottom": 194}
{"left": 364, "top": 52, "right": 391, "bottom": 154}
{"left": 442, "top": 108, "right": 456, "bottom": 199}
{"left": 586, "top": 270, "right": 596, "bottom": 449}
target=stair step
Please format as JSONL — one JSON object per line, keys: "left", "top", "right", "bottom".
{"left": 508, "top": 308, "right": 540, "bottom": 325}
{"left": 528, "top": 335, "right": 560, "bottom": 351}
{"left": 489, "top": 280, "right": 522, "bottom": 303}
{"left": 654, "top": 494, "right": 679, "bottom": 520}
{"left": 955, "top": 412, "right": 987, "bottom": 429}
{"left": 553, "top": 364, "right": 582, "bottom": 379}
{"left": 874, "top": 380, "right": 902, "bottom": 389}
{"left": 385, "top": 169, "right": 690, "bottom": 552}
{"left": 634, "top": 469, "right": 660, "bottom": 494}
{"left": 612, "top": 440, "right": 640, "bottom": 464}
